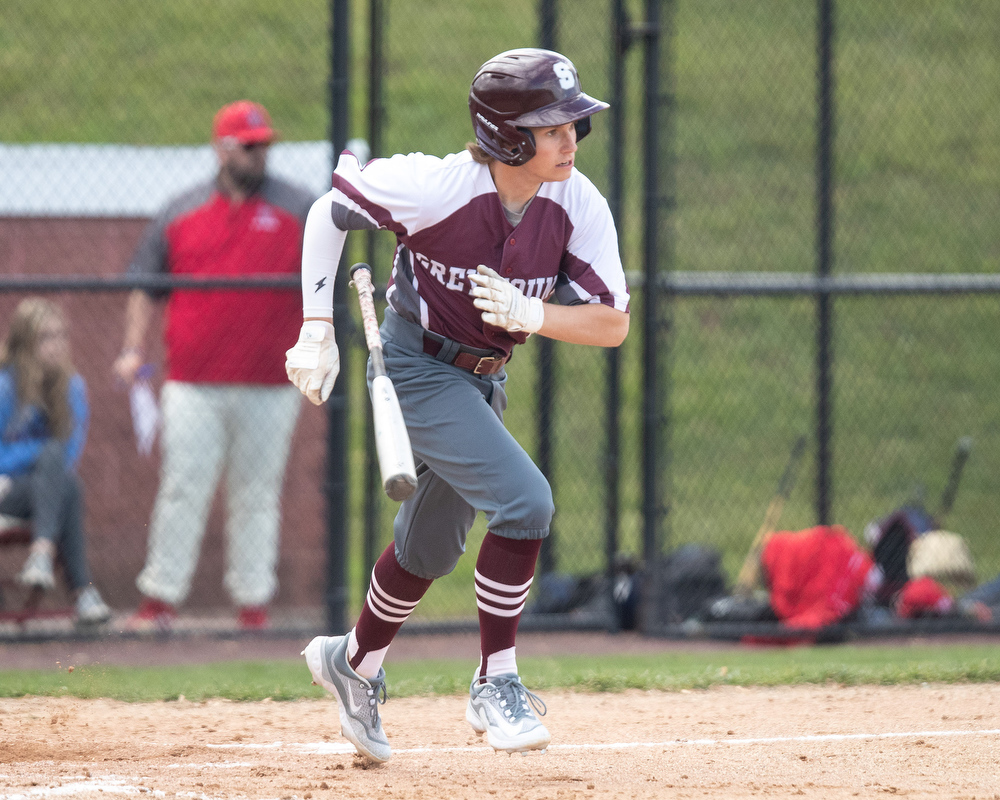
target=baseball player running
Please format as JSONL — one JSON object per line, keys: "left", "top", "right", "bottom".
{"left": 286, "top": 48, "right": 630, "bottom": 762}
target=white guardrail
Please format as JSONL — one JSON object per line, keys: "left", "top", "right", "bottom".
{"left": 0, "top": 139, "right": 371, "bottom": 217}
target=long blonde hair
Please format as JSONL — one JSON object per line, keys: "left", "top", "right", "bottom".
{"left": 466, "top": 142, "right": 496, "bottom": 165}
{"left": 0, "top": 298, "right": 74, "bottom": 439}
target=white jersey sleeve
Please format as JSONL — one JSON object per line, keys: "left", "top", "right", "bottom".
{"left": 300, "top": 193, "right": 348, "bottom": 318}
{"left": 545, "top": 174, "right": 630, "bottom": 313}
{"left": 300, "top": 151, "right": 435, "bottom": 318}
{"left": 328, "top": 151, "right": 455, "bottom": 236}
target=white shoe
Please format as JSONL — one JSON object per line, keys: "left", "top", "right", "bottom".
{"left": 466, "top": 673, "right": 550, "bottom": 754}
{"left": 18, "top": 549, "right": 55, "bottom": 590}
{"left": 76, "top": 586, "right": 111, "bottom": 625}
{"left": 302, "top": 635, "right": 391, "bottom": 762}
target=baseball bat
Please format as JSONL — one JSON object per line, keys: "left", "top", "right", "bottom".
{"left": 733, "top": 434, "right": 807, "bottom": 595}
{"left": 349, "top": 263, "right": 418, "bottom": 502}
{"left": 935, "top": 435, "right": 972, "bottom": 527}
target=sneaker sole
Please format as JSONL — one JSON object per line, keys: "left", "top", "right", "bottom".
{"left": 465, "top": 701, "right": 551, "bottom": 754}
{"left": 77, "top": 612, "right": 112, "bottom": 626}
{"left": 18, "top": 575, "right": 55, "bottom": 591}
{"left": 303, "top": 636, "right": 390, "bottom": 764}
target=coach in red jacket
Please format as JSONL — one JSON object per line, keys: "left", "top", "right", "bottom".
{"left": 113, "top": 101, "right": 314, "bottom": 632}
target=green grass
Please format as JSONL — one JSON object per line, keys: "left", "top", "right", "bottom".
{"left": 0, "top": 1, "right": 330, "bottom": 144}
{"left": 4, "top": 0, "right": 1000, "bottom": 618}
{"left": 2, "top": 643, "right": 999, "bottom": 701}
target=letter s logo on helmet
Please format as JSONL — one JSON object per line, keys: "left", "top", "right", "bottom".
{"left": 469, "top": 48, "right": 610, "bottom": 167}
{"left": 553, "top": 62, "right": 575, "bottom": 90}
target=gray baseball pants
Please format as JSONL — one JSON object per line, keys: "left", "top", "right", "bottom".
{"left": 374, "top": 308, "right": 553, "bottom": 580}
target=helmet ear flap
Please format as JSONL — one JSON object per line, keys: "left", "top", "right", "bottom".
{"left": 500, "top": 128, "right": 536, "bottom": 166}
{"left": 515, "top": 127, "right": 536, "bottom": 159}
{"left": 574, "top": 117, "right": 592, "bottom": 142}
{"left": 470, "top": 108, "right": 537, "bottom": 165}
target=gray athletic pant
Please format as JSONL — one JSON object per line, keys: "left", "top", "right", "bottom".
{"left": 0, "top": 440, "right": 92, "bottom": 590}
{"left": 374, "top": 308, "right": 553, "bottom": 580}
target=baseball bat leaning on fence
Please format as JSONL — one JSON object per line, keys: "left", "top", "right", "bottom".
{"left": 934, "top": 435, "right": 973, "bottom": 529}
{"left": 733, "top": 434, "right": 808, "bottom": 596}
{"left": 349, "top": 263, "right": 418, "bottom": 502}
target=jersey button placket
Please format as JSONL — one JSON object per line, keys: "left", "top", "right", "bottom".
{"left": 500, "top": 236, "right": 517, "bottom": 275}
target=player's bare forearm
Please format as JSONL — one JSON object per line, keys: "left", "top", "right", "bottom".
{"left": 113, "top": 290, "right": 155, "bottom": 384}
{"left": 122, "top": 290, "right": 154, "bottom": 351}
{"left": 537, "top": 302, "right": 629, "bottom": 347}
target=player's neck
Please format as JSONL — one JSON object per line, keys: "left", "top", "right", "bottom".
{"left": 216, "top": 168, "right": 264, "bottom": 205}
{"left": 217, "top": 173, "right": 250, "bottom": 204}
{"left": 489, "top": 162, "right": 541, "bottom": 216}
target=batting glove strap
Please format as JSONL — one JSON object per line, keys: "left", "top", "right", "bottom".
{"left": 286, "top": 320, "right": 340, "bottom": 405}
{"left": 469, "top": 265, "right": 545, "bottom": 334}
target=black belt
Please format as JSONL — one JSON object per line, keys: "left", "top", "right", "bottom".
{"left": 422, "top": 330, "right": 508, "bottom": 376}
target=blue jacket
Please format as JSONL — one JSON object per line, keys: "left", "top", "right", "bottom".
{"left": 0, "top": 367, "right": 89, "bottom": 476}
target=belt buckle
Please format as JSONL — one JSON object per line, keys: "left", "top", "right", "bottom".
{"left": 473, "top": 356, "right": 502, "bottom": 375}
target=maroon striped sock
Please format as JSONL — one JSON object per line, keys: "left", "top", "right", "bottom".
{"left": 349, "top": 544, "right": 433, "bottom": 673}
{"left": 475, "top": 532, "right": 543, "bottom": 680}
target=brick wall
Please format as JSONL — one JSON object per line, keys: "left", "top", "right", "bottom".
{"left": 0, "top": 218, "right": 328, "bottom": 615}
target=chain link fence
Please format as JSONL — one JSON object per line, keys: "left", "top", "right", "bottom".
{"left": 654, "top": 0, "right": 1000, "bottom": 636}
{"left": 2, "top": 0, "right": 999, "bottom": 640}
{"left": 1, "top": 0, "right": 332, "bottom": 637}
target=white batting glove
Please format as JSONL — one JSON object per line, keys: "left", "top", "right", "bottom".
{"left": 285, "top": 320, "right": 339, "bottom": 405}
{"left": 469, "top": 265, "right": 544, "bottom": 334}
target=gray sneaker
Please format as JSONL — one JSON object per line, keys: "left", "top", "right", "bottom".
{"left": 466, "top": 673, "right": 551, "bottom": 754}
{"left": 76, "top": 586, "right": 112, "bottom": 625}
{"left": 302, "top": 635, "right": 391, "bottom": 762}
{"left": 18, "top": 549, "right": 55, "bottom": 590}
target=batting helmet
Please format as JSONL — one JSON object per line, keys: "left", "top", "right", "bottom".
{"left": 469, "top": 48, "right": 610, "bottom": 167}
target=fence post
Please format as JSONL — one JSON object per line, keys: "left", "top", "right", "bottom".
{"left": 815, "top": 0, "right": 836, "bottom": 526}
{"left": 536, "top": 0, "right": 559, "bottom": 576}
{"left": 605, "top": 0, "right": 632, "bottom": 631}
{"left": 362, "top": 0, "right": 387, "bottom": 588}
{"left": 324, "top": 0, "right": 352, "bottom": 634}
{"left": 640, "top": 0, "right": 674, "bottom": 633}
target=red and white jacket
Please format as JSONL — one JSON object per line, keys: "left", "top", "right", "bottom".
{"left": 128, "top": 176, "right": 314, "bottom": 384}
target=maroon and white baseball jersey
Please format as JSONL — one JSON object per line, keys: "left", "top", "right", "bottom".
{"left": 311, "top": 149, "right": 629, "bottom": 356}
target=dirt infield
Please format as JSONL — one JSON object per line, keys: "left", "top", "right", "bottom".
{"left": 2, "top": 633, "right": 1000, "bottom": 798}
{"left": 2, "top": 683, "right": 999, "bottom": 799}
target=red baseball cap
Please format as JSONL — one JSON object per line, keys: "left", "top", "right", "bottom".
{"left": 212, "top": 100, "right": 276, "bottom": 144}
